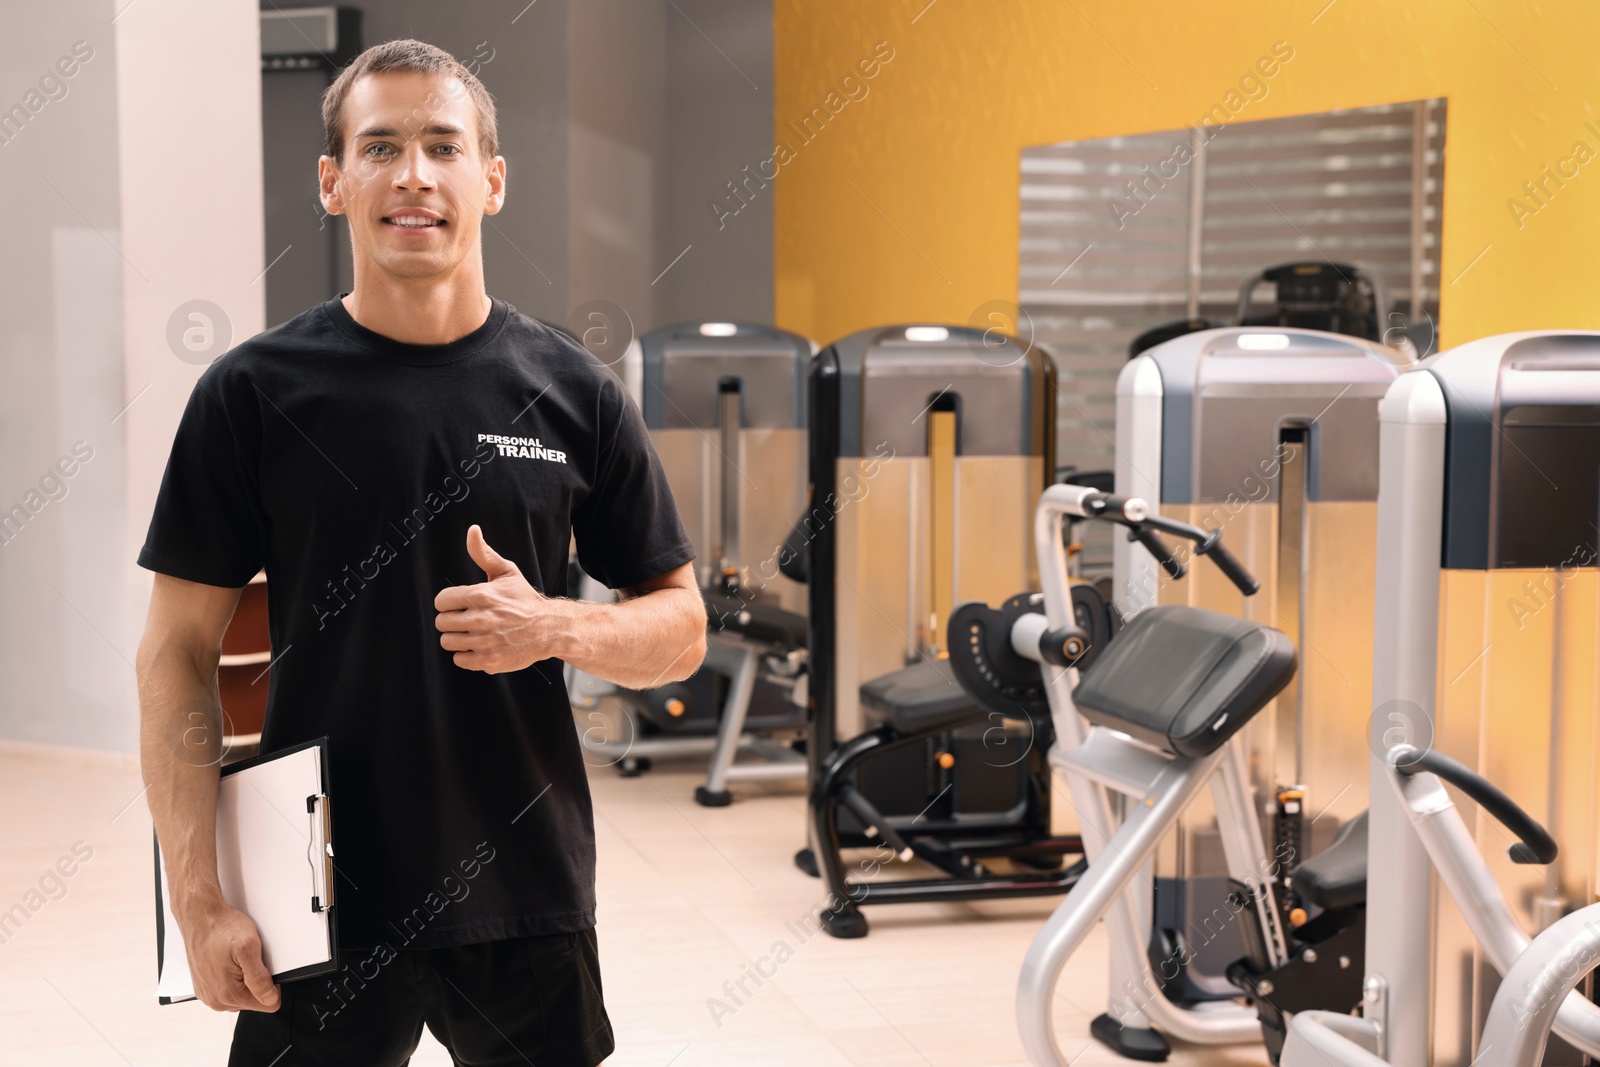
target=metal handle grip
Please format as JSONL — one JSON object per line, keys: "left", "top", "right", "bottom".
{"left": 1395, "top": 747, "right": 1558, "bottom": 865}
{"left": 1128, "top": 526, "right": 1185, "bottom": 580}
{"left": 1086, "top": 493, "right": 1150, "bottom": 523}
{"left": 1197, "top": 532, "right": 1261, "bottom": 596}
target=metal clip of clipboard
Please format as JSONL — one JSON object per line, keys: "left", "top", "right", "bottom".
{"left": 306, "top": 793, "right": 334, "bottom": 913}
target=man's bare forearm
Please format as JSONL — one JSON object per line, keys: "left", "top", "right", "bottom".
{"left": 553, "top": 585, "right": 706, "bottom": 689}
{"left": 137, "top": 643, "right": 228, "bottom": 923}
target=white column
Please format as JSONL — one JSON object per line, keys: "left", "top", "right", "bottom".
{"left": 116, "top": 0, "right": 265, "bottom": 747}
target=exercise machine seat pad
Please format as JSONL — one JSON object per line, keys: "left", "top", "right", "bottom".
{"left": 859, "top": 660, "right": 985, "bottom": 735}
{"left": 1072, "top": 605, "right": 1296, "bottom": 758}
{"left": 703, "top": 592, "right": 807, "bottom": 650}
{"left": 1290, "top": 810, "right": 1368, "bottom": 911}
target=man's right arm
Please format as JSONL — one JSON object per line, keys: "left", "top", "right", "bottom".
{"left": 136, "top": 573, "right": 281, "bottom": 1013}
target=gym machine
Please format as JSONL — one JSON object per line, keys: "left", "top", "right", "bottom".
{"left": 793, "top": 323, "right": 1094, "bottom": 938}
{"left": 1304, "top": 330, "right": 1600, "bottom": 1067}
{"left": 941, "top": 483, "right": 1600, "bottom": 1067}
{"left": 1235, "top": 262, "right": 1387, "bottom": 342}
{"left": 950, "top": 485, "right": 1299, "bottom": 1064}
{"left": 572, "top": 322, "right": 813, "bottom": 805}
{"left": 1104, "top": 325, "right": 1405, "bottom": 1052}
{"left": 1128, "top": 260, "right": 1389, "bottom": 360}
{"left": 1129, "top": 319, "right": 1217, "bottom": 358}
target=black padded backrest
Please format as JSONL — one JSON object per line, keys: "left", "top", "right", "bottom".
{"left": 1072, "top": 605, "right": 1296, "bottom": 758}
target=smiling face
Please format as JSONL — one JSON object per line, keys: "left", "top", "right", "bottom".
{"left": 318, "top": 70, "right": 505, "bottom": 283}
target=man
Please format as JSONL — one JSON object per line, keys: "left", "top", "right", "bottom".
{"left": 136, "top": 39, "right": 705, "bottom": 1067}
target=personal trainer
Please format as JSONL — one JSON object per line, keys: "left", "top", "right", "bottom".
{"left": 135, "top": 39, "right": 705, "bottom": 1067}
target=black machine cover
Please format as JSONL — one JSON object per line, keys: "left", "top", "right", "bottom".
{"left": 703, "top": 590, "right": 807, "bottom": 650}
{"left": 1072, "top": 605, "right": 1296, "bottom": 758}
{"left": 1291, "top": 810, "right": 1368, "bottom": 911}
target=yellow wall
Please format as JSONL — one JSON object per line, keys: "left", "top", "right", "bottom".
{"left": 773, "top": 0, "right": 1600, "bottom": 348}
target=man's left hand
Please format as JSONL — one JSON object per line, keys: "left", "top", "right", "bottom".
{"left": 435, "top": 525, "right": 566, "bottom": 674}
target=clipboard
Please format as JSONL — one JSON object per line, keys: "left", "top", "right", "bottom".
{"left": 154, "top": 737, "right": 338, "bottom": 1004}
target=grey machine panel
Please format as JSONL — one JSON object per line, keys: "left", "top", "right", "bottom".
{"left": 827, "top": 325, "right": 1049, "bottom": 458}
{"left": 1426, "top": 331, "right": 1600, "bottom": 570}
{"left": 635, "top": 321, "right": 813, "bottom": 605}
{"left": 640, "top": 322, "right": 810, "bottom": 430}
{"left": 1367, "top": 330, "right": 1600, "bottom": 1067}
{"left": 1107, "top": 326, "right": 1410, "bottom": 1031}
{"left": 1141, "top": 328, "right": 1407, "bottom": 504}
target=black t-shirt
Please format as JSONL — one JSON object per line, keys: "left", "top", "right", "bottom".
{"left": 138, "top": 295, "right": 695, "bottom": 951}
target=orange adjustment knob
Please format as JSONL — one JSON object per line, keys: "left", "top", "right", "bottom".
{"left": 665, "top": 698, "right": 687, "bottom": 718}
{"left": 1289, "top": 907, "right": 1308, "bottom": 927}
{"left": 936, "top": 752, "right": 955, "bottom": 770}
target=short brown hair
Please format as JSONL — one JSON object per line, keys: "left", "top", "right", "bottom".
{"left": 321, "top": 39, "right": 498, "bottom": 165}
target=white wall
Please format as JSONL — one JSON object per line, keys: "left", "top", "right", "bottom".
{"left": 0, "top": 1, "right": 129, "bottom": 749}
{"left": 118, "top": 0, "right": 267, "bottom": 602}
{"left": 0, "top": 0, "right": 264, "bottom": 752}
{"left": 117, "top": 0, "right": 266, "bottom": 754}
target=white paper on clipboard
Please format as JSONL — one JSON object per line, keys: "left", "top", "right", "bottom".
{"left": 155, "top": 741, "right": 335, "bottom": 1003}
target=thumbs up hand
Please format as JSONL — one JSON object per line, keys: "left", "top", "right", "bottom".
{"left": 464, "top": 522, "right": 520, "bottom": 583}
{"left": 434, "top": 525, "right": 563, "bottom": 674}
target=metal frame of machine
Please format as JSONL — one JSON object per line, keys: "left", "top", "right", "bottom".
{"left": 1342, "top": 332, "right": 1600, "bottom": 1067}
{"left": 1006, "top": 485, "right": 1289, "bottom": 1064}
{"left": 1105, "top": 325, "right": 1405, "bottom": 1052}
{"left": 997, "top": 332, "right": 1600, "bottom": 1067}
{"left": 794, "top": 323, "right": 1090, "bottom": 938}
{"left": 943, "top": 483, "right": 1600, "bottom": 1067}
{"left": 573, "top": 322, "right": 814, "bottom": 804}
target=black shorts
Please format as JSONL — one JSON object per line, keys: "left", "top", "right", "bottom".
{"left": 227, "top": 929, "right": 614, "bottom": 1067}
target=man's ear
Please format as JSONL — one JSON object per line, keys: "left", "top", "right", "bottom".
{"left": 317, "top": 155, "right": 346, "bottom": 216}
{"left": 483, "top": 156, "right": 507, "bottom": 216}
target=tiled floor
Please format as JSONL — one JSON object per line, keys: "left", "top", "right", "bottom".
{"left": 0, "top": 742, "right": 1273, "bottom": 1067}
